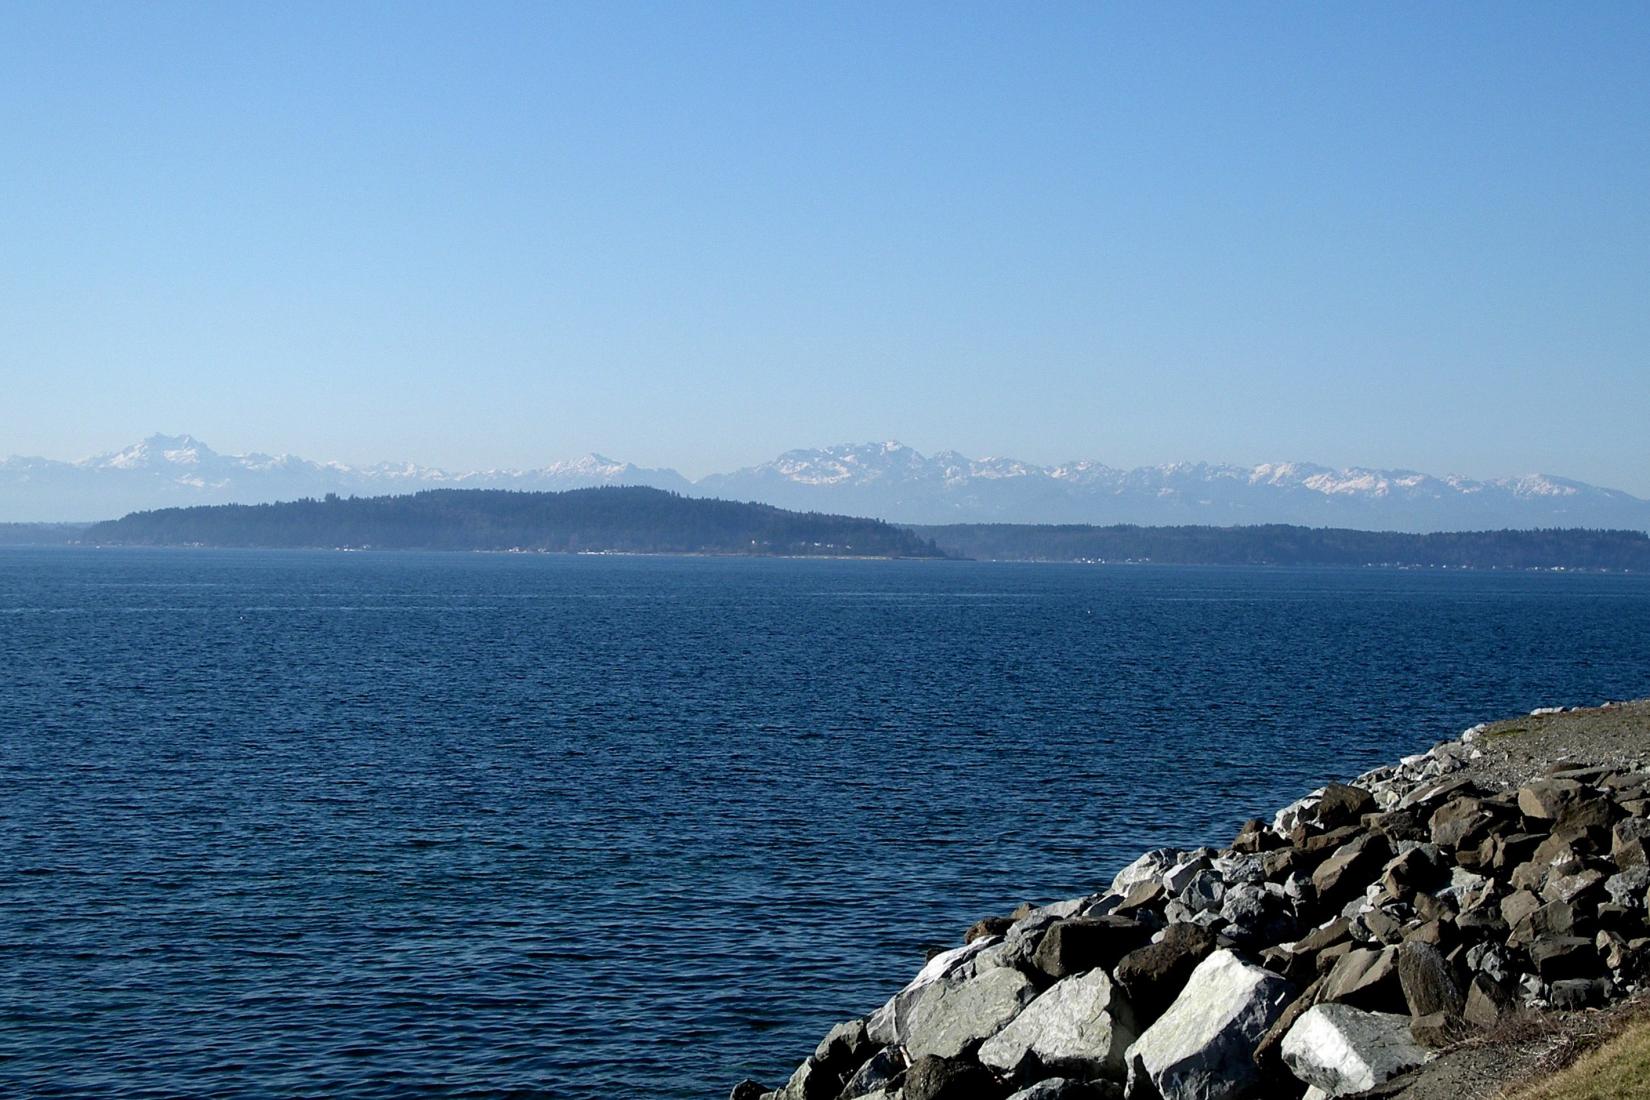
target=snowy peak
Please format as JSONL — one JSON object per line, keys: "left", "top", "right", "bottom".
{"left": 1, "top": 435, "right": 1647, "bottom": 530}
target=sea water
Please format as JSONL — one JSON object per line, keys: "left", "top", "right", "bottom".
{"left": 4, "top": 549, "right": 1649, "bottom": 1097}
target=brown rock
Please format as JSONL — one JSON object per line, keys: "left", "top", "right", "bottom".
{"left": 1032, "top": 916, "right": 1152, "bottom": 980}
{"left": 1518, "top": 779, "right": 1585, "bottom": 821}
{"left": 1430, "top": 797, "right": 1506, "bottom": 850}
{"left": 1500, "top": 889, "right": 1543, "bottom": 930}
{"left": 1114, "top": 879, "right": 1166, "bottom": 916}
{"left": 1529, "top": 936, "right": 1605, "bottom": 981}
{"left": 1294, "top": 824, "right": 1363, "bottom": 856}
{"left": 1543, "top": 868, "right": 1606, "bottom": 906}
{"left": 1410, "top": 1010, "right": 1465, "bottom": 1048}
{"left": 1509, "top": 899, "right": 1581, "bottom": 947}
{"left": 902, "top": 1055, "right": 1001, "bottom": 1100}
{"left": 1381, "top": 845, "right": 1448, "bottom": 899}
{"left": 965, "top": 917, "right": 1014, "bottom": 944}
{"left": 1261, "top": 847, "right": 1301, "bottom": 882}
{"left": 1365, "top": 908, "right": 1405, "bottom": 945}
{"left": 1253, "top": 975, "right": 1326, "bottom": 1077}
{"left": 1414, "top": 892, "right": 1459, "bottom": 923}
{"left": 1321, "top": 945, "right": 1406, "bottom": 1013}
{"left": 1455, "top": 907, "right": 1508, "bottom": 940}
{"left": 1316, "top": 783, "right": 1378, "bottom": 829}
{"left": 1365, "top": 808, "right": 1429, "bottom": 845}
{"left": 1113, "top": 921, "right": 1219, "bottom": 1026}
{"left": 1397, "top": 940, "right": 1464, "bottom": 1017}
{"left": 1463, "top": 973, "right": 1514, "bottom": 1027}
{"left": 1399, "top": 775, "right": 1480, "bottom": 811}
{"left": 1315, "top": 940, "right": 1356, "bottom": 974}
{"left": 1232, "top": 817, "right": 1283, "bottom": 853}
{"left": 1613, "top": 818, "right": 1650, "bottom": 869}
{"left": 1312, "top": 832, "right": 1393, "bottom": 912}
{"left": 1296, "top": 916, "right": 1353, "bottom": 955}
{"left": 1557, "top": 793, "right": 1619, "bottom": 835}
{"left": 1485, "top": 832, "right": 1546, "bottom": 872}
{"left": 1404, "top": 920, "right": 1448, "bottom": 948}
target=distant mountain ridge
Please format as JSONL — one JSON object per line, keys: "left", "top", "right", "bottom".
{"left": 5, "top": 434, "right": 1649, "bottom": 531}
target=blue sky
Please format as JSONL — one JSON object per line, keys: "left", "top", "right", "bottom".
{"left": 3, "top": 3, "right": 1647, "bottom": 490}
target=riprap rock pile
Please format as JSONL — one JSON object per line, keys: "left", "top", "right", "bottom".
{"left": 733, "top": 710, "right": 1650, "bottom": 1100}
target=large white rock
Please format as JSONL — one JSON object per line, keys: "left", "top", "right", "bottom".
{"left": 978, "top": 967, "right": 1139, "bottom": 1078}
{"left": 1123, "top": 949, "right": 1293, "bottom": 1100}
{"left": 1110, "top": 848, "right": 1181, "bottom": 896}
{"left": 1280, "top": 1003, "right": 1429, "bottom": 1097}
{"left": 865, "top": 937, "right": 998, "bottom": 1046}
{"left": 903, "top": 965, "right": 1039, "bottom": 1060}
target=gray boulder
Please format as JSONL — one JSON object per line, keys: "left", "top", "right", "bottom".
{"left": 1280, "top": 1003, "right": 1428, "bottom": 1096}
{"left": 866, "top": 937, "right": 998, "bottom": 1046}
{"left": 904, "top": 965, "right": 1039, "bottom": 1060}
{"left": 1123, "top": 949, "right": 1294, "bottom": 1100}
{"left": 978, "top": 966, "right": 1139, "bottom": 1079}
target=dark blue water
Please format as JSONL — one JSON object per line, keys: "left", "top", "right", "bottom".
{"left": 3, "top": 550, "right": 1648, "bottom": 1098}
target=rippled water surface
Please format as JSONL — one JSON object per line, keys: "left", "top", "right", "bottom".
{"left": 4, "top": 549, "right": 1650, "bottom": 1097}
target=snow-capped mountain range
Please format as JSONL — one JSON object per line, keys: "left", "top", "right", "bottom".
{"left": 4, "top": 434, "right": 1648, "bottom": 532}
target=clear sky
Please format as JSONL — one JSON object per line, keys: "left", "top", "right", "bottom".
{"left": 3, "top": 3, "right": 1647, "bottom": 491}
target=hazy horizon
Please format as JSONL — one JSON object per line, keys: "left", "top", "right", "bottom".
{"left": 5, "top": 5, "right": 1648, "bottom": 494}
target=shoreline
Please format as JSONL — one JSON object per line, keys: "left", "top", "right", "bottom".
{"left": 741, "top": 699, "right": 1650, "bottom": 1100}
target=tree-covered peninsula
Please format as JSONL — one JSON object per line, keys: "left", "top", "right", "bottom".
{"left": 915, "top": 522, "right": 1650, "bottom": 570}
{"left": 84, "top": 486, "right": 947, "bottom": 558}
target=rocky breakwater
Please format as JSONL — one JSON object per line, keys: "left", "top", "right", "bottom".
{"left": 732, "top": 701, "right": 1650, "bottom": 1100}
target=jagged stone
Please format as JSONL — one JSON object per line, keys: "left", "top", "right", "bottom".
{"left": 731, "top": 1079, "right": 767, "bottom": 1100}
{"left": 1252, "top": 975, "right": 1326, "bottom": 1081}
{"left": 1612, "top": 818, "right": 1650, "bottom": 868}
{"left": 1281, "top": 1003, "right": 1429, "bottom": 1097}
{"left": 1312, "top": 833, "right": 1392, "bottom": 913}
{"left": 1463, "top": 973, "right": 1514, "bottom": 1027}
{"left": 1397, "top": 941, "right": 1463, "bottom": 1017}
{"left": 1409, "top": 1010, "right": 1463, "bottom": 1048}
{"left": 1509, "top": 899, "right": 1581, "bottom": 947}
{"left": 1316, "top": 784, "right": 1378, "bottom": 830}
{"left": 1114, "top": 879, "right": 1166, "bottom": 917}
{"left": 1296, "top": 825, "right": 1363, "bottom": 858}
{"left": 1529, "top": 937, "right": 1604, "bottom": 982}
{"left": 1519, "top": 779, "right": 1585, "bottom": 820}
{"left": 1006, "top": 1079, "right": 1116, "bottom": 1100}
{"left": 1162, "top": 856, "right": 1212, "bottom": 897}
{"left": 978, "top": 967, "right": 1137, "bottom": 1079}
{"left": 1032, "top": 916, "right": 1152, "bottom": 981}
{"left": 838, "top": 1048, "right": 904, "bottom": 1099}
{"left": 1544, "top": 868, "right": 1606, "bottom": 906}
{"left": 1110, "top": 849, "right": 1183, "bottom": 897}
{"left": 1548, "top": 978, "right": 1608, "bottom": 1010}
{"left": 1556, "top": 793, "right": 1618, "bottom": 835}
{"left": 903, "top": 965, "right": 1038, "bottom": 1060}
{"left": 967, "top": 917, "right": 1016, "bottom": 943}
{"left": 1381, "top": 845, "right": 1448, "bottom": 900}
{"left": 1366, "top": 808, "right": 1428, "bottom": 845}
{"left": 1232, "top": 818, "right": 1282, "bottom": 853}
{"left": 866, "top": 937, "right": 998, "bottom": 1046}
{"left": 1363, "top": 908, "right": 1405, "bottom": 945}
{"left": 1606, "top": 865, "right": 1650, "bottom": 908}
{"left": 1429, "top": 797, "right": 1506, "bottom": 850}
{"left": 1124, "top": 950, "right": 1293, "bottom": 1100}
{"left": 1114, "top": 922, "right": 1218, "bottom": 1027}
{"left": 1398, "top": 775, "right": 1479, "bottom": 812}
{"left": 1321, "top": 947, "right": 1405, "bottom": 1013}
{"left": 902, "top": 1054, "right": 1001, "bottom": 1100}
{"left": 1261, "top": 847, "right": 1301, "bottom": 882}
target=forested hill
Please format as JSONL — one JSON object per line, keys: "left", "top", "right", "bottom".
{"left": 84, "top": 487, "right": 947, "bottom": 557}
{"left": 913, "top": 523, "right": 1650, "bottom": 571}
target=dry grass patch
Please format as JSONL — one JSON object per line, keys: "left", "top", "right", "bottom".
{"left": 1498, "top": 1011, "right": 1650, "bottom": 1100}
